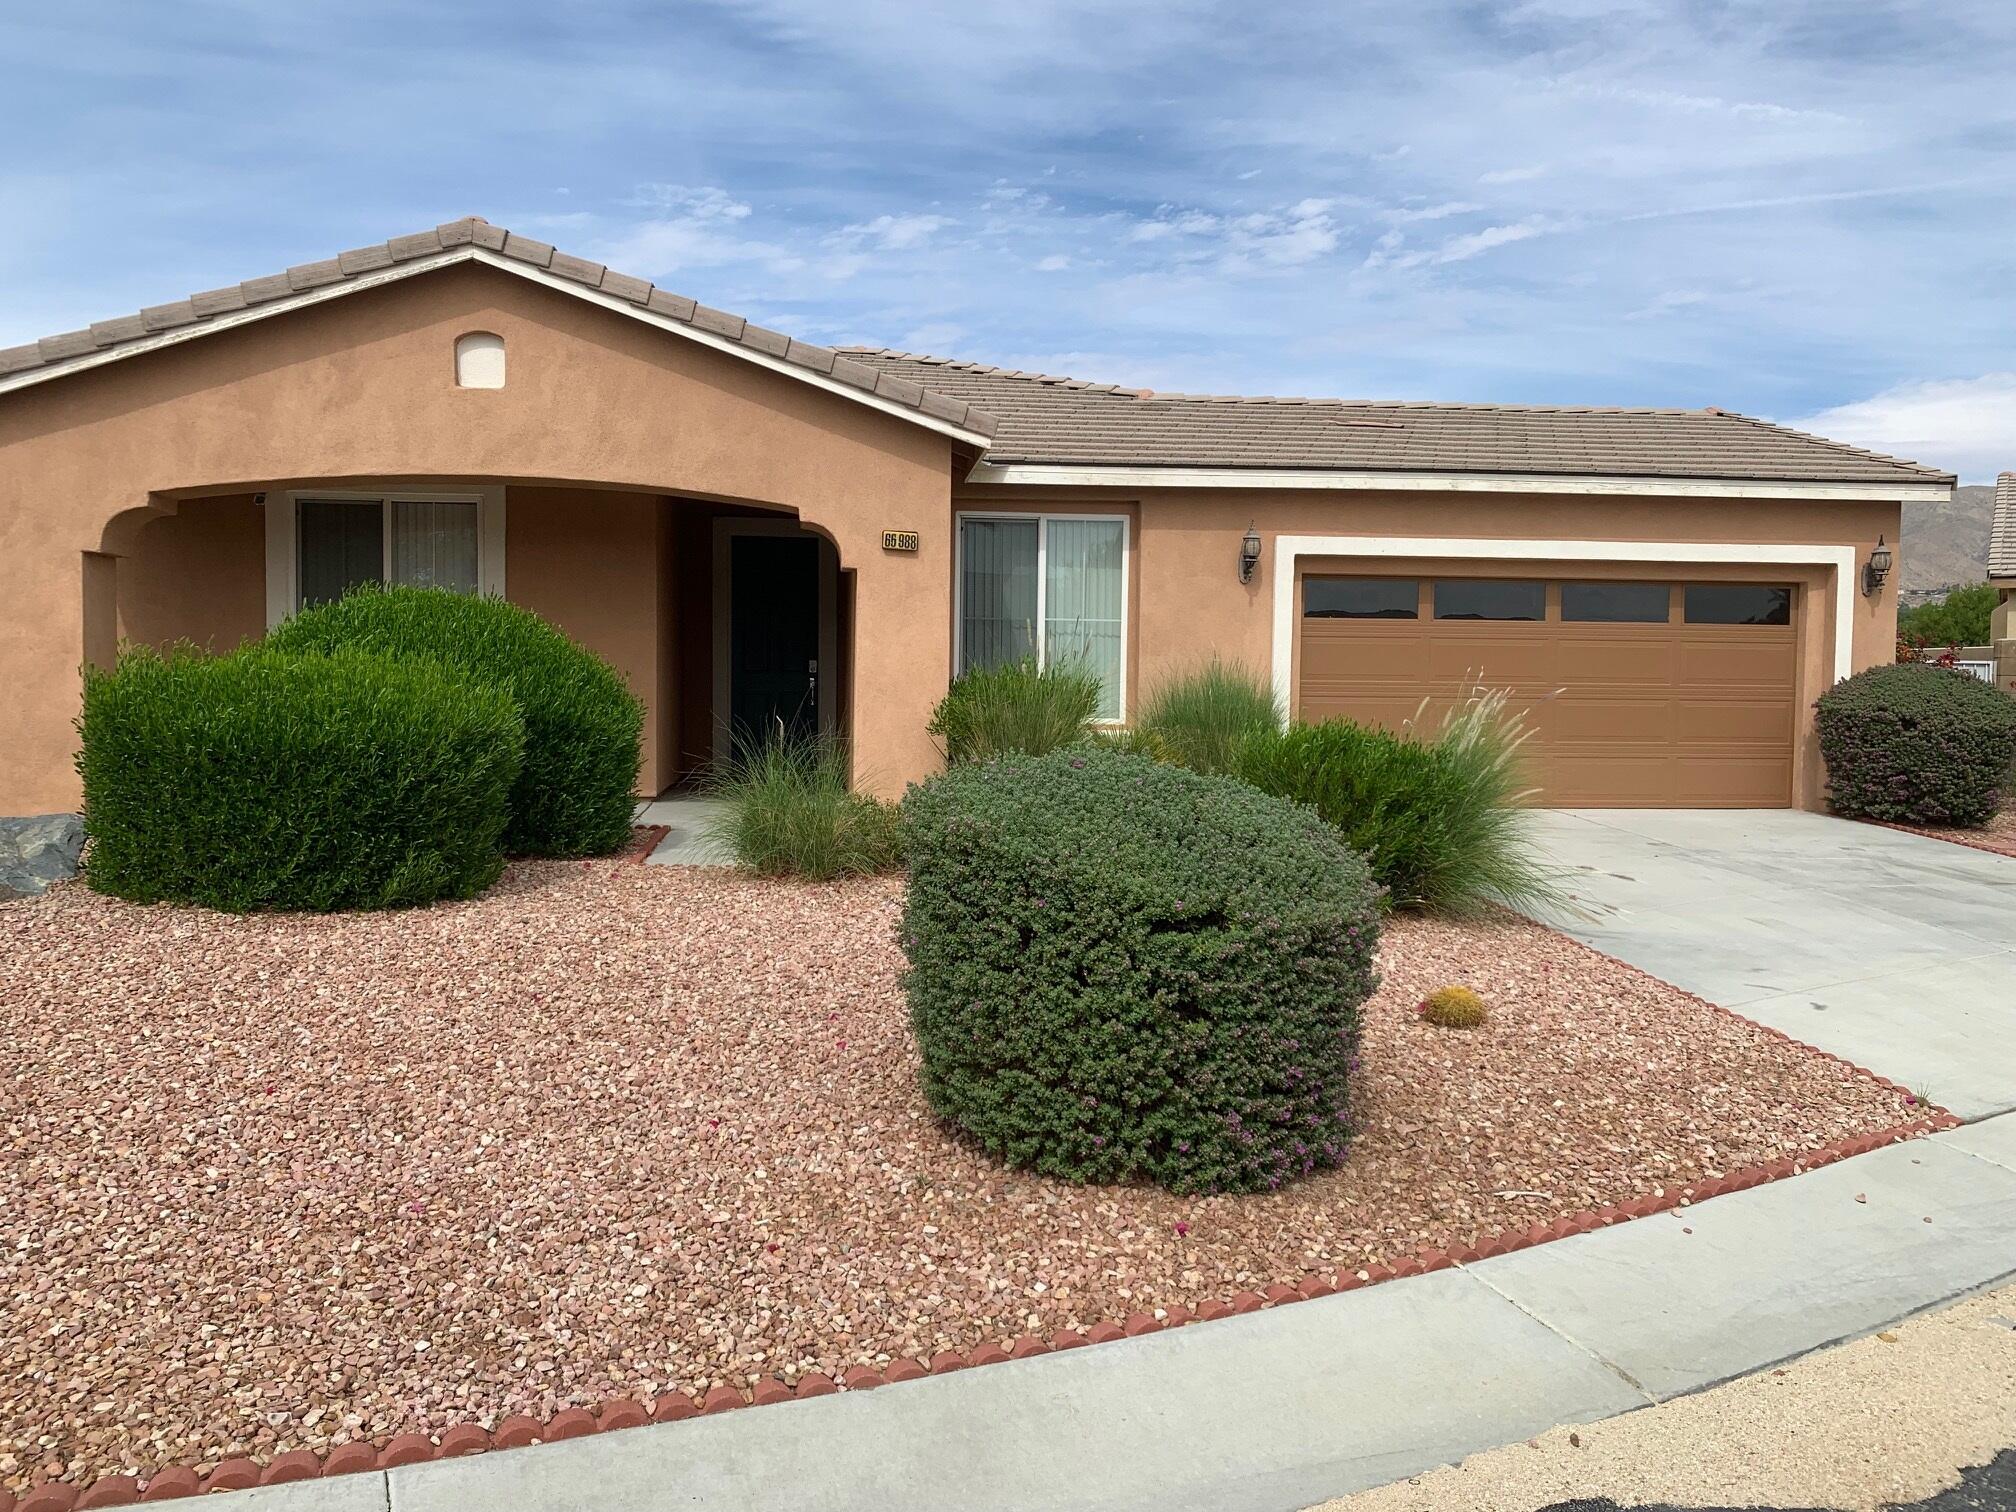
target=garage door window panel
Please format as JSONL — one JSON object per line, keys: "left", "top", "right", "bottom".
{"left": 1684, "top": 584, "right": 1793, "bottom": 625}
{"left": 1305, "top": 578, "right": 1419, "bottom": 618}
{"left": 1433, "top": 580, "right": 1546, "bottom": 621}
{"left": 1562, "top": 582, "right": 1672, "bottom": 623}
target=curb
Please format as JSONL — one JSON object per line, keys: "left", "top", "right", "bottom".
{"left": 6, "top": 897, "right": 1961, "bottom": 1508}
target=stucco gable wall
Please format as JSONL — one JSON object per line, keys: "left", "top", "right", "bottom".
{"left": 0, "top": 263, "right": 957, "bottom": 813}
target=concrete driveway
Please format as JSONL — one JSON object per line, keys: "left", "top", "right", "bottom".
{"left": 1528, "top": 809, "right": 2016, "bottom": 1121}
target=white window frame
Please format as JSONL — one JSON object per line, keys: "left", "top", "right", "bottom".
{"left": 954, "top": 510, "right": 1131, "bottom": 723}
{"left": 264, "top": 485, "right": 506, "bottom": 629}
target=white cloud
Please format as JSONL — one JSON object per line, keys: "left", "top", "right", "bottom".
{"left": 834, "top": 212, "right": 952, "bottom": 251}
{"left": 1035, "top": 253, "right": 1071, "bottom": 271}
{"left": 1625, "top": 289, "right": 1708, "bottom": 320}
{"left": 1366, "top": 216, "right": 1564, "bottom": 271}
{"left": 624, "top": 184, "right": 752, "bottom": 221}
{"left": 1791, "top": 375, "right": 2016, "bottom": 485}
{"left": 1478, "top": 165, "right": 1546, "bottom": 184}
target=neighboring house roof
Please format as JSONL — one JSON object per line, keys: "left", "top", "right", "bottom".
{"left": 839, "top": 348, "right": 1952, "bottom": 489}
{"left": 0, "top": 214, "right": 1952, "bottom": 493}
{"left": 0, "top": 218, "right": 1001, "bottom": 445}
{"left": 1992, "top": 472, "right": 2016, "bottom": 579}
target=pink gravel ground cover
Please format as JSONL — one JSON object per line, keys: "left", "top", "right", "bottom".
{"left": 0, "top": 859, "right": 1922, "bottom": 1493}
{"left": 1878, "top": 802, "right": 2016, "bottom": 859}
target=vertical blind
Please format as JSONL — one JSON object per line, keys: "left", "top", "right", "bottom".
{"left": 296, "top": 497, "right": 481, "bottom": 609}
{"left": 958, "top": 515, "right": 1125, "bottom": 721}
{"left": 958, "top": 517, "right": 1040, "bottom": 671}
{"left": 1043, "top": 519, "right": 1124, "bottom": 721}
{"left": 391, "top": 500, "right": 479, "bottom": 594}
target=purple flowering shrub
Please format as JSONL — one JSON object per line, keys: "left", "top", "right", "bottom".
{"left": 899, "top": 747, "right": 1382, "bottom": 1195}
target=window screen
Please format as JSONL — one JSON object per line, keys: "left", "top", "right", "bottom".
{"left": 297, "top": 499, "right": 384, "bottom": 607}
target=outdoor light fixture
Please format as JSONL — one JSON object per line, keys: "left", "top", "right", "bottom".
{"left": 1863, "top": 534, "right": 1893, "bottom": 596}
{"left": 1239, "top": 524, "right": 1263, "bottom": 584}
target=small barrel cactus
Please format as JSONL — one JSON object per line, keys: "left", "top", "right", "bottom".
{"left": 1418, "top": 985, "right": 1487, "bottom": 1029}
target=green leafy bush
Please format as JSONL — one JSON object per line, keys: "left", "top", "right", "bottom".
{"left": 1816, "top": 661, "right": 2016, "bottom": 826}
{"left": 901, "top": 747, "right": 1382, "bottom": 1195}
{"left": 1135, "top": 658, "right": 1282, "bottom": 775}
{"left": 704, "top": 735, "right": 902, "bottom": 880}
{"left": 77, "top": 644, "right": 521, "bottom": 912}
{"left": 928, "top": 656, "right": 1101, "bottom": 763}
{"left": 1234, "top": 691, "right": 1558, "bottom": 916}
{"left": 1898, "top": 582, "right": 1997, "bottom": 650}
{"left": 268, "top": 586, "right": 643, "bottom": 855}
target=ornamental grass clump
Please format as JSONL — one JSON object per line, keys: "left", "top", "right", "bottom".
{"left": 1134, "top": 657, "right": 1282, "bottom": 776}
{"left": 1815, "top": 661, "right": 2016, "bottom": 826}
{"left": 1418, "top": 985, "right": 1488, "bottom": 1029}
{"left": 268, "top": 585, "right": 643, "bottom": 856}
{"left": 927, "top": 656, "right": 1101, "bottom": 763}
{"left": 900, "top": 747, "right": 1383, "bottom": 1195}
{"left": 77, "top": 643, "right": 522, "bottom": 912}
{"left": 1233, "top": 688, "right": 1560, "bottom": 917}
{"left": 703, "top": 733, "right": 902, "bottom": 880}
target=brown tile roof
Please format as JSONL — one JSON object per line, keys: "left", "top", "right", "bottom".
{"left": 0, "top": 218, "right": 1002, "bottom": 440}
{"left": 839, "top": 348, "right": 1953, "bottom": 487}
{"left": 1991, "top": 473, "right": 2016, "bottom": 578}
{"left": 0, "top": 216, "right": 1952, "bottom": 488}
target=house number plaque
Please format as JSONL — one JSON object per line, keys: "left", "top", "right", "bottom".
{"left": 881, "top": 529, "right": 920, "bottom": 553}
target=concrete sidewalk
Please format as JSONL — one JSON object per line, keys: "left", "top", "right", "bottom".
{"left": 1528, "top": 809, "right": 2016, "bottom": 1120}
{"left": 171, "top": 1115, "right": 2016, "bottom": 1512}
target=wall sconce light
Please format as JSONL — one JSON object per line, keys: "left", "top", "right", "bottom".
{"left": 1863, "top": 534, "right": 1893, "bottom": 597}
{"left": 1239, "top": 524, "right": 1262, "bottom": 585}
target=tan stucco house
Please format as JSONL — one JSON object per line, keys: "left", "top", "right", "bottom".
{"left": 1991, "top": 472, "right": 2015, "bottom": 646}
{"left": 0, "top": 217, "right": 1955, "bottom": 818}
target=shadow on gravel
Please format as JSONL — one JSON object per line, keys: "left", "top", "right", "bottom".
{"left": 1534, "top": 1445, "right": 2016, "bottom": 1512}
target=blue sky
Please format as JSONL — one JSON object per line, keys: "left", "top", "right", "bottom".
{"left": 5, "top": 0, "right": 2015, "bottom": 479}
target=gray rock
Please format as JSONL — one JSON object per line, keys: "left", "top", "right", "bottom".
{"left": 0, "top": 813, "right": 85, "bottom": 898}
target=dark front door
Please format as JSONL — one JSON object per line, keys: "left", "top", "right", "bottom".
{"left": 729, "top": 534, "right": 821, "bottom": 750}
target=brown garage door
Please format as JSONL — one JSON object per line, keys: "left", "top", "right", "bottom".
{"left": 1296, "top": 576, "right": 1797, "bottom": 807}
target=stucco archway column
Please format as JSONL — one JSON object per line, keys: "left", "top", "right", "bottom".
{"left": 793, "top": 512, "right": 949, "bottom": 799}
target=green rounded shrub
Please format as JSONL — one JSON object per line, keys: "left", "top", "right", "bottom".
{"left": 1816, "top": 662, "right": 2016, "bottom": 826}
{"left": 268, "top": 586, "right": 643, "bottom": 855}
{"left": 77, "top": 644, "right": 522, "bottom": 912}
{"left": 900, "top": 747, "right": 1382, "bottom": 1194}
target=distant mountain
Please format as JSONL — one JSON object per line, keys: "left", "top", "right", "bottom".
{"left": 1900, "top": 484, "right": 1995, "bottom": 600}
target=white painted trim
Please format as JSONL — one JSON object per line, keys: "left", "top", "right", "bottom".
{"left": 263, "top": 485, "right": 503, "bottom": 629}
{"left": 953, "top": 510, "right": 1132, "bottom": 723}
{"left": 1268, "top": 534, "right": 1859, "bottom": 715}
{"left": 967, "top": 461, "right": 1949, "bottom": 504}
{"left": 711, "top": 518, "right": 840, "bottom": 764}
{"left": 0, "top": 244, "right": 993, "bottom": 449}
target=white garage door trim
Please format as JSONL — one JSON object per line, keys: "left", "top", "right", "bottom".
{"left": 1269, "top": 535, "right": 1857, "bottom": 715}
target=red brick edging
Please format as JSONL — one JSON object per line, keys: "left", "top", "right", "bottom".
{"left": 3, "top": 909, "right": 1961, "bottom": 1510}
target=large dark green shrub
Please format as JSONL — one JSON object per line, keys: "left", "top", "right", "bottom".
{"left": 901, "top": 748, "right": 1382, "bottom": 1195}
{"left": 703, "top": 734, "right": 902, "bottom": 880}
{"left": 1135, "top": 657, "right": 1281, "bottom": 776}
{"left": 1898, "top": 582, "right": 1996, "bottom": 650}
{"left": 1233, "top": 691, "right": 1558, "bottom": 917}
{"left": 1816, "top": 661, "right": 2016, "bottom": 825}
{"left": 928, "top": 656, "right": 1101, "bottom": 763}
{"left": 268, "top": 586, "right": 643, "bottom": 855}
{"left": 77, "top": 644, "right": 522, "bottom": 912}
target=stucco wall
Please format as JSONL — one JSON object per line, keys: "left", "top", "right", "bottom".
{"left": 112, "top": 494, "right": 267, "bottom": 655}
{"left": 955, "top": 485, "right": 1902, "bottom": 809}
{"left": 0, "top": 262, "right": 957, "bottom": 813}
{"left": 507, "top": 486, "right": 674, "bottom": 795}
